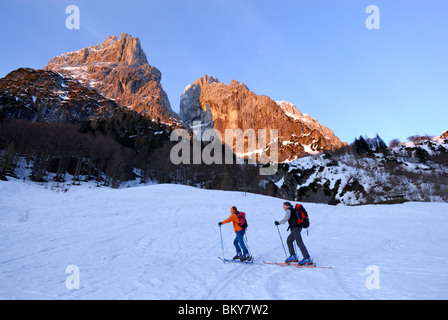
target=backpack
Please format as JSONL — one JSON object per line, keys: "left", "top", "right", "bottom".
{"left": 295, "top": 204, "right": 309, "bottom": 229}
{"left": 237, "top": 211, "right": 248, "bottom": 229}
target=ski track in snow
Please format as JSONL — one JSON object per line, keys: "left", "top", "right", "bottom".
{"left": 1, "top": 179, "right": 448, "bottom": 300}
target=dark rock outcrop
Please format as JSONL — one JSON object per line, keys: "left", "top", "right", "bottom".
{"left": 0, "top": 68, "right": 123, "bottom": 124}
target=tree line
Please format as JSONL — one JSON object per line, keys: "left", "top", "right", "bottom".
{"left": 0, "top": 120, "right": 135, "bottom": 187}
{"left": 0, "top": 117, "right": 273, "bottom": 197}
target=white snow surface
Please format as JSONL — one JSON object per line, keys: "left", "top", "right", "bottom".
{"left": 1, "top": 179, "right": 448, "bottom": 300}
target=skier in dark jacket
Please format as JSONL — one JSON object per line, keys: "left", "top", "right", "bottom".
{"left": 275, "top": 202, "right": 312, "bottom": 265}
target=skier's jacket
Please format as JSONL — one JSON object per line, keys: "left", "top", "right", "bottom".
{"left": 287, "top": 204, "right": 310, "bottom": 230}
{"left": 221, "top": 211, "right": 247, "bottom": 232}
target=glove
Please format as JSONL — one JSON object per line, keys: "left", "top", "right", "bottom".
{"left": 274, "top": 221, "right": 280, "bottom": 226}
{"left": 218, "top": 222, "right": 223, "bottom": 226}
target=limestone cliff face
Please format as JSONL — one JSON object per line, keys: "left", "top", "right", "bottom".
{"left": 440, "top": 130, "right": 448, "bottom": 139}
{"left": 180, "top": 75, "right": 347, "bottom": 162}
{"left": 179, "top": 76, "right": 218, "bottom": 129}
{"left": 44, "top": 33, "right": 177, "bottom": 122}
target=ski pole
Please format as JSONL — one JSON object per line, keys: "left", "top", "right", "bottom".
{"left": 244, "top": 230, "right": 252, "bottom": 258}
{"left": 219, "top": 225, "right": 225, "bottom": 259}
{"left": 276, "top": 224, "right": 288, "bottom": 259}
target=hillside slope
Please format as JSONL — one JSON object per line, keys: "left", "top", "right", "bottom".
{"left": 0, "top": 68, "right": 124, "bottom": 124}
{"left": 1, "top": 180, "right": 447, "bottom": 300}
{"left": 277, "top": 135, "right": 448, "bottom": 205}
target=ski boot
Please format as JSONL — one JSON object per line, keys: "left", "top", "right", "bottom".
{"left": 285, "top": 254, "right": 298, "bottom": 263}
{"left": 233, "top": 253, "right": 242, "bottom": 260}
{"left": 299, "top": 257, "right": 313, "bottom": 266}
{"left": 240, "top": 253, "right": 253, "bottom": 262}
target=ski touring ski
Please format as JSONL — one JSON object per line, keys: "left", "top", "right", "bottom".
{"left": 218, "top": 258, "right": 331, "bottom": 268}
{"left": 263, "top": 261, "right": 332, "bottom": 269}
{"left": 219, "top": 257, "right": 256, "bottom": 265}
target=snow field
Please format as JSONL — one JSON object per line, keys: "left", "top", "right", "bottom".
{"left": 0, "top": 179, "right": 447, "bottom": 299}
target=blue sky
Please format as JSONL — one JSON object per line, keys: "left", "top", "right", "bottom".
{"left": 0, "top": 0, "right": 447, "bottom": 144}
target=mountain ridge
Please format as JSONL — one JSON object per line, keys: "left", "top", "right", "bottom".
{"left": 7, "top": 33, "right": 347, "bottom": 163}
{"left": 180, "top": 75, "right": 347, "bottom": 162}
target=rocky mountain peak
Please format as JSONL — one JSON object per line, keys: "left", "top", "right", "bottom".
{"left": 46, "top": 33, "right": 148, "bottom": 69}
{"left": 44, "top": 34, "right": 177, "bottom": 122}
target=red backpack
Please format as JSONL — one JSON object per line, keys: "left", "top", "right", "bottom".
{"left": 295, "top": 204, "right": 309, "bottom": 228}
{"left": 237, "top": 212, "right": 248, "bottom": 229}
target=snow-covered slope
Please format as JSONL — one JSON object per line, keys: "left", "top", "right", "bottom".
{"left": 1, "top": 179, "right": 447, "bottom": 300}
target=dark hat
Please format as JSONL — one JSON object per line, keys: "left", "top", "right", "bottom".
{"left": 283, "top": 202, "right": 292, "bottom": 207}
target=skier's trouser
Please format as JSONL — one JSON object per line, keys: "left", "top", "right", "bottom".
{"left": 287, "top": 227, "right": 310, "bottom": 259}
{"left": 233, "top": 229, "right": 249, "bottom": 255}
